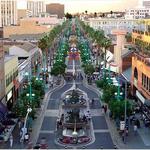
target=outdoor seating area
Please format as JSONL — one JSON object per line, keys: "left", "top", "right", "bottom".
{"left": 0, "top": 112, "right": 18, "bottom": 142}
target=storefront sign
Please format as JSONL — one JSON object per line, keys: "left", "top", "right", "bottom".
{"left": 120, "top": 121, "right": 125, "bottom": 130}
{"left": 136, "top": 90, "right": 145, "bottom": 104}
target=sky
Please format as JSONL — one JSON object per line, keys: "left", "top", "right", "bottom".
{"left": 17, "top": 0, "right": 140, "bottom": 13}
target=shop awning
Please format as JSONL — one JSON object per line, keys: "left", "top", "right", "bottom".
{"left": 121, "top": 67, "right": 132, "bottom": 83}
{"left": 136, "top": 90, "right": 150, "bottom": 106}
{"left": 0, "top": 102, "right": 8, "bottom": 115}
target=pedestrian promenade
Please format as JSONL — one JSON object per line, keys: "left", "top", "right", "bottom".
{"left": 90, "top": 81, "right": 150, "bottom": 149}
{"left": 0, "top": 78, "right": 64, "bottom": 149}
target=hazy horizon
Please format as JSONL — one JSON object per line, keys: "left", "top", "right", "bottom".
{"left": 18, "top": 0, "right": 139, "bottom": 13}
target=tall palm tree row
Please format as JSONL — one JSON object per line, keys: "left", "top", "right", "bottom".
{"left": 79, "top": 21, "right": 112, "bottom": 78}
{"left": 38, "top": 21, "right": 69, "bottom": 71}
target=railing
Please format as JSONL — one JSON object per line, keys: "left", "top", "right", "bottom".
{"left": 133, "top": 29, "right": 150, "bottom": 36}
{"left": 134, "top": 52, "right": 150, "bottom": 66}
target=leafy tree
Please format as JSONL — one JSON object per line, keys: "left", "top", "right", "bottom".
{"left": 65, "top": 13, "right": 72, "bottom": 19}
{"left": 94, "top": 12, "right": 97, "bottom": 18}
{"left": 109, "top": 100, "right": 133, "bottom": 120}
{"left": 96, "top": 79, "right": 108, "bottom": 89}
{"left": 83, "top": 64, "right": 95, "bottom": 75}
{"left": 51, "top": 62, "right": 66, "bottom": 76}
{"left": 125, "top": 33, "right": 132, "bottom": 42}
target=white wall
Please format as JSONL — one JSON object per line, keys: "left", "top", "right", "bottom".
{"left": 9, "top": 46, "right": 29, "bottom": 57}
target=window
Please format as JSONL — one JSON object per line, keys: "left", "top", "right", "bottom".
{"left": 134, "top": 67, "right": 138, "bottom": 79}
{"left": 146, "top": 76, "right": 149, "bottom": 90}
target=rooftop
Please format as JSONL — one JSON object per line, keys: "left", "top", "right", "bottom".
{"left": 4, "top": 55, "right": 16, "bottom": 63}
{"left": 16, "top": 42, "right": 37, "bottom": 52}
{"left": 122, "top": 67, "right": 132, "bottom": 82}
{"left": 10, "top": 33, "right": 44, "bottom": 41}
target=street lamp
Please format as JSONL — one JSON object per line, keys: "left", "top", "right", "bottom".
{"left": 20, "top": 107, "right": 32, "bottom": 142}
{"left": 115, "top": 91, "right": 123, "bottom": 100}
{"left": 25, "top": 72, "right": 32, "bottom": 101}
{"left": 115, "top": 77, "right": 128, "bottom": 143}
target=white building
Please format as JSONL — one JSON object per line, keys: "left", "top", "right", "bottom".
{"left": 9, "top": 42, "right": 42, "bottom": 71}
{"left": 27, "top": 0, "right": 46, "bottom": 17}
{"left": 125, "top": 7, "right": 150, "bottom": 19}
{"left": 86, "top": 18, "right": 138, "bottom": 34}
{"left": 0, "top": 0, "right": 17, "bottom": 27}
{"left": 143, "top": 0, "right": 150, "bottom": 8}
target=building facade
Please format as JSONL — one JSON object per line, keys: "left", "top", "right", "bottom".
{"left": 27, "top": 0, "right": 46, "bottom": 17}
{"left": 125, "top": 7, "right": 150, "bottom": 19}
{"left": 4, "top": 55, "right": 18, "bottom": 110}
{"left": 9, "top": 42, "right": 42, "bottom": 76}
{"left": 132, "top": 19, "right": 150, "bottom": 49}
{"left": 0, "top": 28, "right": 5, "bottom": 102}
{"left": 142, "top": 0, "right": 150, "bottom": 8}
{"left": 3, "top": 19, "right": 53, "bottom": 38}
{"left": 86, "top": 18, "right": 139, "bottom": 35}
{"left": 0, "top": 0, "right": 17, "bottom": 27}
{"left": 131, "top": 19, "right": 150, "bottom": 106}
{"left": 46, "top": 3, "right": 64, "bottom": 18}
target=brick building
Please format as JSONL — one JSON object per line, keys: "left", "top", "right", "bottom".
{"left": 131, "top": 19, "right": 150, "bottom": 107}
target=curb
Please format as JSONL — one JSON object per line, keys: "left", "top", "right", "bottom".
{"left": 84, "top": 81, "right": 126, "bottom": 149}
{"left": 30, "top": 78, "right": 66, "bottom": 146}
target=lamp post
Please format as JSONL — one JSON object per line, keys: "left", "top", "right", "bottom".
{"left": 115, "top": 76, "right": 128, "bottom": 143}
{"left": 20, "top": 107, "right": 32, "bottom": 142}
{"left": 114, "top": 76, "right": 123, "bottom": 101}
{"left": 25, "top": 71, "right": 32, "bottom": 101}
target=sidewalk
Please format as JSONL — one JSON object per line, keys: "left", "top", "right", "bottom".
{"left": 0, "top": 78, "right": 64, "bottom": 149}
{"left": 90, "top": 80, "right": 150, "bottom": 149}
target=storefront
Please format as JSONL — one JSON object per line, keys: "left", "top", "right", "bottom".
{"left": 136, "top": 90, "right": 150, "bottom": 120}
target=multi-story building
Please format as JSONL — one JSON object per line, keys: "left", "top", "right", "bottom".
{"left": 46, "top": 3, "right": 64, "bottom": 18}
{"left": 17, "top": 9, "right": 31, "bottom": 22}
{"left": 27, "top": 0, "right": 46, "bottom": 17}
{"left": 3, "top": 19, "right": 53, "bottom": 39}
{"left": 0, "top": 0, "right": 17, "bottom": 27}
{"left": 125, "top": 7, "right": 150, "bottom": 19}
{"left": 0, "top": 27, "right": 5, "bottom": 103}
{"left": 142, "top": 0, "right": 150, "bottom": 8}
{"left": 131, "top": 19, "right": 150, "bottom": 107}
{"left": 4, "top": 55, "right": 18, "bottom": 110}
{"left": 9, "top": 42, "right": 42, "bottom": 75}
{"left": 86, "top": 18, "right": 138, "bottom": 35}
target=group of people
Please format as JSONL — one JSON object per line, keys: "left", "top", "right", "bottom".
{"left": 9, "top": 119, "right": 30, "bottom": 148}
{"left": 102, "top": 105, "right": 108, "bottom": 114}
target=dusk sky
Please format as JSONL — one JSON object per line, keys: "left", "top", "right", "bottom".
{"left": 18, "top": 0, "right": 140, "bottom": 13}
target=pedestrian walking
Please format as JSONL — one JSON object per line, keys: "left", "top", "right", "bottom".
{"left": 24, "top": 133, "right": 29, "bottom": 143}
{"left": 92, "top": 98, "right": 94, "bottom": 105}
{"left": 9, "top": 134, "right": 13, "bottom": 148}
{"left": 104, "top": 105, "right": 107, "bottom": 114}
{"left": 134, "top": 124, "right": 137, "bottom": 135}
{"left": 101, "top": 105, "right": 105, "bottom": 114}
{"left": 18, "top": 118, "right": 21, "bottom": 129}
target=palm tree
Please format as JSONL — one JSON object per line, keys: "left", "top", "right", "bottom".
{"left": 110, "top": 11, "right": 113, "bottom": 17}
{"left": 101, "top": 38, "right": 112, "bottom": 78}
{"left": 94, "top": 12, "right": 97, "bottom": 18}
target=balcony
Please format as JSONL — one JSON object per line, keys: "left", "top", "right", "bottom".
{"left": 132, "top": 29, "right": 150, "bottom": 39}
{"left": 134, "top": 52, "right": 150, "bottom": 66}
